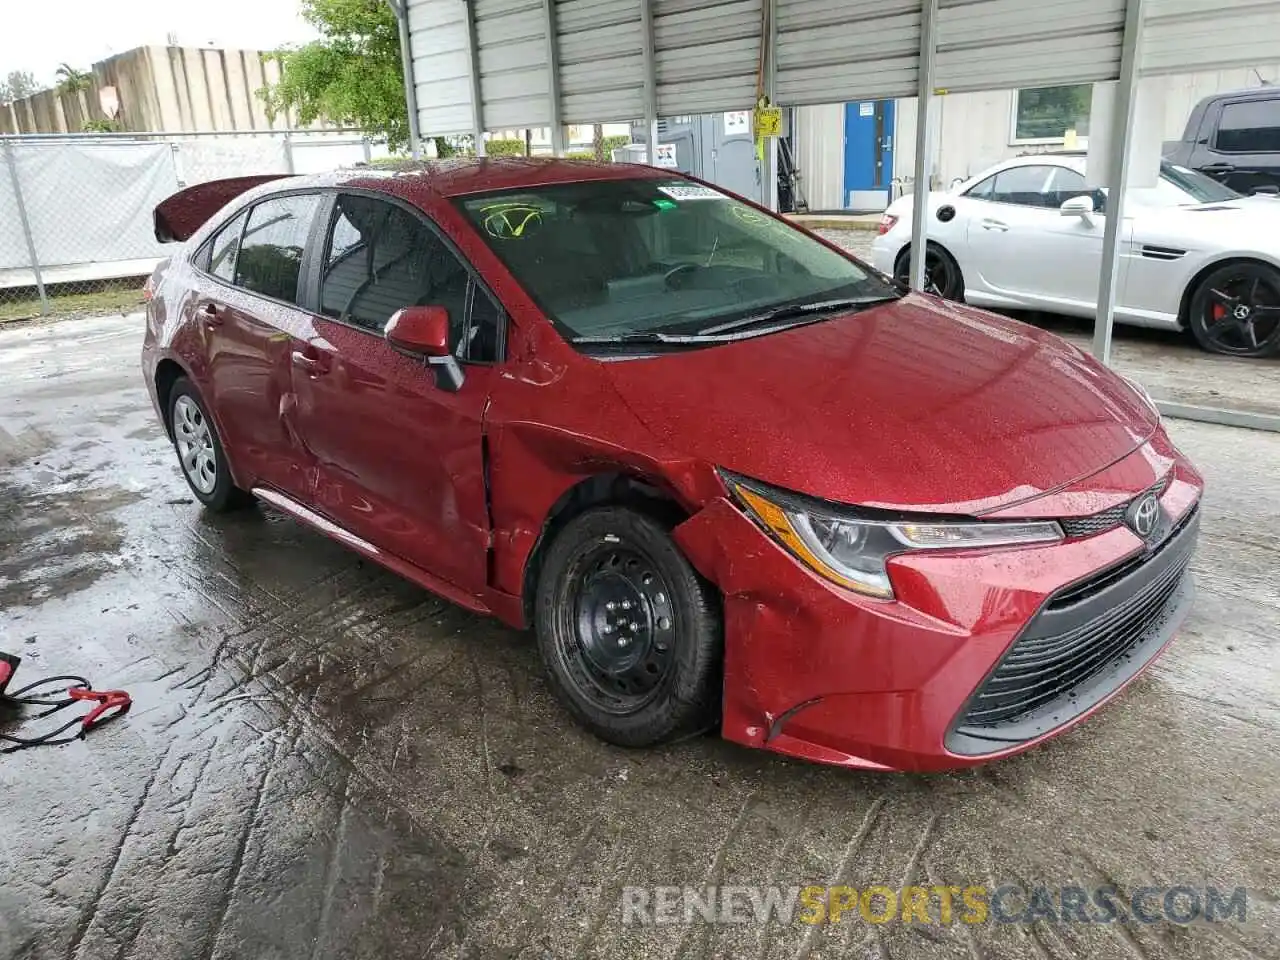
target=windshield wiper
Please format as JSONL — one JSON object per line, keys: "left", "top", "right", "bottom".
{"left": 568, "top": 331, "right": 726, "bottom": 345}
{"left": 696, "top": 296, "right": 897, "bottom": 336}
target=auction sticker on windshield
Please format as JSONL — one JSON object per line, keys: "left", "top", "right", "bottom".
{"left": 658, "top": 184, "right": 724, "bottom": 201}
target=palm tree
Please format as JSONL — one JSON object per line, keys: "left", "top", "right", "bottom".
{"left": 54, "top": 64, "right": 92, "bottom": 95}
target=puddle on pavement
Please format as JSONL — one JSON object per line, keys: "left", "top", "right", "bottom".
{"left": 0, "top": 479, "right": 142, "bottom": 608}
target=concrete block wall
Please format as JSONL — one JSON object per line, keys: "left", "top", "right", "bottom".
{"left": 0, "top": 45, "right": 301, "bottom": 135}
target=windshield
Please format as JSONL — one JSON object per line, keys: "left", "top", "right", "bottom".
{"left": 456, "top": 178, "right": 895, "bottom": 343}
{"left": 1130, "top": 162, "right": 1243, "bottom": 206}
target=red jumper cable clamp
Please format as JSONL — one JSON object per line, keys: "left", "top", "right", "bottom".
{"left": 0, "top": 652, "right": 133, "bottom": 753}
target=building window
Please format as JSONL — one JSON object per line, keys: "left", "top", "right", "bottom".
{"left": 1012, "top": 84, "right": 1092, "bottom": 143}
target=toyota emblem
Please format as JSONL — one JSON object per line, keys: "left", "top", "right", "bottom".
{"left": 1128, "top": 493, "right": 1161, "bottom": 539}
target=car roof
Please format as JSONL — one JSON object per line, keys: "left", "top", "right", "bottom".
{"left": 1199, "top": 85, "right": 1279, "bottom": 104}
{"left": 962, "top": 154, "right": 1086, "bottom": 185}
{"left": 286, "top": 157, "right": 672, "bottom": 201}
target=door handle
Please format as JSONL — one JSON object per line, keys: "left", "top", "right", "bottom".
{"left": 291, "top": 350, "right": 327, "bottom": 377}
{"left": 981, "top": 219, "right": 1009, "bottom": 231}
{"left": 1200, "top": 162, "right": 1235, "bottom": 176}
{"left": 200, "top": 303, "right": 223, "bottom": 327}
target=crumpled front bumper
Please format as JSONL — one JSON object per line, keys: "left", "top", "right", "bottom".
{"left": 672, "top": 444, "right": 1203, "bottom": 772}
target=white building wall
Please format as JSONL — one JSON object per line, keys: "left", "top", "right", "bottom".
{"left": 802, "top": 63, "right": 1280, "bottom": 207}
{"left": 792, "top": 103, "right": 845, "bottom": 211}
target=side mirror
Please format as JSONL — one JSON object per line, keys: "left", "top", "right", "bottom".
{"left": 1250, "top": 184, "right": 1279, "bottom": 196}
{"left": 385, "top": 305, "right": 464, "bottom": 392}
{"left": 1060, "top": 195, "right": 1095, "bottom": 219}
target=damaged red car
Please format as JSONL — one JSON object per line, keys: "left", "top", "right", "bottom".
{"left": 142, "top": 160, "right": 1202, "bottom": 771}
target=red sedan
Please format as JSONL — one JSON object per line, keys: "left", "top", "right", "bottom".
{"left": 142, "top": 159, "right": 1201, "bottom": 771}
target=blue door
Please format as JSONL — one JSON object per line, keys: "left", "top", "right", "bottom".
{"left": 843, "top": 100, "right": 895, "bottom": 210}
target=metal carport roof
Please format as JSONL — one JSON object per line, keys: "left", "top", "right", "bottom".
{"left": 389, "top": 0, "right": 1280, "bottom": 429}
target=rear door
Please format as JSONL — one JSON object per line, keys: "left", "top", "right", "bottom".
{"left": 1200, "top": 96, "right": 1280, "bottom": 194}
{"left": 290, "top": 193, "right": 504, "bottom": 595}
{"left": 188, "top": 192, "right": 326, "bottom": 496}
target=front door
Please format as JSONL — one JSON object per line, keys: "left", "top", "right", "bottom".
{"left": 964, "top": 164, "right": 1120, "bottom": 312}
{"left": 1201, "top": 95, "right": 1280, "bottom": 195}
{"left": 291, "top": 193, "right": 503, "bottom": 595}
{"left": 844, "top": 100, "right": 894, "bottom": 211}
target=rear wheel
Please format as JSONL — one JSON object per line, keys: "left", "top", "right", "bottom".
{"left": 168, "top": 378, "right": 253, "bottom": 512}
{"left": 1187, "top": 263, "right": 1280, "bottom": 357}
{"left": 534, "top": 506, "right": 722, "bottom": 747}
{"left": 894, "top": 243, "right": 965, "bottom": 301}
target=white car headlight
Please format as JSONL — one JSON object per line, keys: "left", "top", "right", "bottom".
{"left": 725, "top": 473, "right": 1063, "bottom": 600}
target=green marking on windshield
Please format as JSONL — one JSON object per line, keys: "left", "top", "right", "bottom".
{"left": 653, "top": 198, "right": 678, "bottom": 211}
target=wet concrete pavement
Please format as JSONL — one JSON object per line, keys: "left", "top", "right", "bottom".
{"left": 1, "top": 314, "right": 1277, "bottom": 960}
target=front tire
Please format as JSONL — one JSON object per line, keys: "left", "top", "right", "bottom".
{"left": 534, "top": 506, "right": 722, "bottom": 748}
{"left": 168, "top": 377, "right": 253, "bottom": 512}
{"left": 895, "top": 242, "right": 965, "bottom": 301}
{"left": 1187, "top": 263, "right": 1280, "bottom": 357}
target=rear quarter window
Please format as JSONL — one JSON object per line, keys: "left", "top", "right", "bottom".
{"left": 207, "top": 211, "right": 248, "bottom": 283}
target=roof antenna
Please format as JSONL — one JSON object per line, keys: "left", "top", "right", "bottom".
{"left": 1254, "top": 68, "right": 1272, "bottom": 86}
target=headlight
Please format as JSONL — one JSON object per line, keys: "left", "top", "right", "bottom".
{"left": 725, "top": 474, "right": 1063, "bottom": 600}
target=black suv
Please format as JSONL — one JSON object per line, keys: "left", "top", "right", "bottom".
{"left": 1163, "top": 87, "right": 1280, "bottom": 196}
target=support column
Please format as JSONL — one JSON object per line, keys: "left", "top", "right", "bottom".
{"left": 388, "top": 0, "right": 423, "bottom": 159}
{"left": 909, "top": 0, "right": 939, "bottom": 291}
{"left": 3, "top": 140, "right": 49, "bottom": 315}
{"left": 640, "top": 0, "right": 659, "bottom": 164}
{"left": 543, "top": 0, "right": 566, "bottom": 155}
{"left": 463, "top": 0, "right": 486, "bottom": 155}
{"left": 1092, "top": 0, "right": 1146, "bottom": 364}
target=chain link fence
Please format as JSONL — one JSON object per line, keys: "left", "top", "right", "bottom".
{"left": 0, "top": 130, "right": 389, "bottom": 322}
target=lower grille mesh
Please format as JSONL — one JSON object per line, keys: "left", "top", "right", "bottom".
{"left": 956, "top": 505, "right": 1197, "bottom": 733}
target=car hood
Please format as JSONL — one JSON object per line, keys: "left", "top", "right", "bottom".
{"left": 1138, "top": 196, "right": 1280, "bottom": 251}
{"left": 603, "top": 296, "right": 1159, "bottom": 515}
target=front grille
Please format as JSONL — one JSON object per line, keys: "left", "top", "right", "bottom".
{"left": 948, "top": 503, "right": 1198, "bottom": 754}
{"left": 1058, "top": 475, "right": 1170, "bottom": 539}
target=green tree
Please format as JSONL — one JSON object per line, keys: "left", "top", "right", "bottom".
{"left": 260, "top": 0, "right": 416, "bottom": 149}
{"left": 0, "top": 70, "right": 39, "bottom": 104}
{"left": 55, "top": 64, "right": 93, "bottom": 95}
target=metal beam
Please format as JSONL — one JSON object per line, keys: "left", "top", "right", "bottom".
{"left": 3, "top": 139, "right": 48, "bottom": 315}
{"left": 1092, "top": 0, "right": 1146, "bottom": 363}
{"left": 387, "top": 0, "right": 422, "bottom": 159}
{"left": 542, "top": 0, "right": 565, "bottom": 155}
{"left": 909, "top": 0, "right": 939, "bottom": 291}
{"left": 765, "top": 0, "right": 779, "bottom": 210}
{"left": 640, "top": 0, "right": 659, "bottom": 164}
{"left": 1156, "top": 401, "right": 1280, "bottom": 434}
{"left": 462, "top": 0, "right": 486, "bottom": 156}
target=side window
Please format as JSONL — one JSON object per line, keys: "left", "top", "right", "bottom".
{"left": 1215, "top": 99, "right": 1280, "bottom": 153}
{"left": 208, "top": 211, "right": 247, "bottom": 282}
{"left": 462, "top": 282, "right": 504, "bottom": 363}
{"left": 1042, "top": 167, "right": 1102, "bottom": 210}
{"left": 235, "top": 194, "right": 323, "bottom": 305}
{"left": 319, "top": 195, "right": 470, "bottom": 343}
{"left": 965, "top": 175, "right": 995, "bottom": 200}
{"left": 988, "top": 166, "right": 1055, "bottom": 207}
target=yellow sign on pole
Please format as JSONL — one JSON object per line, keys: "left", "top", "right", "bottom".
{"left": 754, "top": 106, "right": 782, "bottom": 138}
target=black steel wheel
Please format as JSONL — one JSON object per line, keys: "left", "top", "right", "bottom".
{"left": 1188, "top": 263, "right": 1280, "bottom": 357}
{"left": 895, "top": 242, "right": 964, "bottom": 301}
{"left": 535, "top": 506, "right": 722, "bottom": 747}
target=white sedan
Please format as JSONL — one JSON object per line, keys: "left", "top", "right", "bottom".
{"left": 870, "top": 154, "right": 1280, "bottom": 357}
